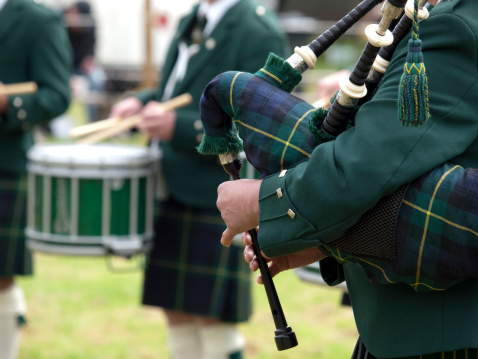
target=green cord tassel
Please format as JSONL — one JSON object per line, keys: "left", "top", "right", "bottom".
{"left": 397, "top": 0, "right": 430, "bottom": 127}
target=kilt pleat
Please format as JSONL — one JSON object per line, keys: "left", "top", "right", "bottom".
{"left": 0, "top": 172, "right": 32, "bottom": 276}
{"left": 141, "top": 197, "right": 252, "bottom": 323}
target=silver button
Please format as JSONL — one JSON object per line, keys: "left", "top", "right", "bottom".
{"left": 256, "top": 5, "right": 266, "bottom": 16}
{"left": 194, "top": 120, "right": 203, "bottom": 131}
{"left": 17, "top": 109, "right": 27, "bottom": 120}
{"left": 205, "top": 38, "right": 216, "bottom": 50}
{"left": 13, "top": 97, "right": 23, "bottom": 108}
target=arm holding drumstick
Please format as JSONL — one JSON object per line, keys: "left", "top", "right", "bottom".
{"left": 75, "top": 93, "right": 192, "bottom": 145}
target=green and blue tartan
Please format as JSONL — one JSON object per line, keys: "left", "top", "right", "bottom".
{"left": 199, "top": 71, "right": 322, "bottom": 178}
{"left": 322, "top": 163, "right": 478, "bottom": 292}
{"left": 141, "top": 197, "right": 252, "bottom": 322}
{"left": 386, "top": 348, "right": 478, "bottom": 359}
{"left": 0, "top": 172, "right": 32, "bottom": 276}
{"left": 353, "top": 337, "right": 478, "bottom": 359}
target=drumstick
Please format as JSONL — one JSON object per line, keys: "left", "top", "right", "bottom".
{"left": 76, "top": 93, "right": 193, "bottom": 145}
{"left": 68, "top": 117, "right": 122, "bottom": 138}
{"left": 0, "top": 82, "right": 38, "bottom": 96}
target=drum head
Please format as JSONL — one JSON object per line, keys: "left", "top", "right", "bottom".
{"left": 27, "top": 144, "right": 156, "bottom": 169}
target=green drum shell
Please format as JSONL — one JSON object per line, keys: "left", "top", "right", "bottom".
{"left": 25, "top": 144, "right": 158, "bottom": 257}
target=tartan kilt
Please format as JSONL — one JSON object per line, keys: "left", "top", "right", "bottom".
{"left": 0, "top": 171, "right": 33, "bottom": 276}
{"left": 385, "top": 348, "right": 478, "bottom": 359}
{"left": 141, "top": 197, "right": 252, "bottom": 323}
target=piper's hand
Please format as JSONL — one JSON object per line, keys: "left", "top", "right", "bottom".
{"left": 138, "top": 100, "right": 177, "bottom": 141}
{"left": 217, "top": 179, "right": 262, "bottom": 247}
{"left": 242, "top": 229, "right": 327, "bottom": 284}
{"left": 108, "top": 96, "right": 143, "bottom": 119}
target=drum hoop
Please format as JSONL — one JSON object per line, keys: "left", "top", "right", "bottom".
{"left": 25, "top": 228, "right": 154, "bottom": 244}
{"left": 27, "top": 144, "right": 159, "bottom": 168}
{"left": 26, "top": 233, "right": 154, "bottom": 257}
{"left": 27, "top": 163, "right": 154, "bottom": 178}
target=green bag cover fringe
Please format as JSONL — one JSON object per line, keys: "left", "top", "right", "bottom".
{"left": 196, "top": 133, "right": 243, "bottom": 156}
{"left": 309, "top": 92, "right": 359, "bottom": 143}
{"left": 255, "top": 53, "right": 302, "bottom": 93}
{"left": 309, "top": 107, "right": 334, "bottom": 143}
{"left": 397, "top": 0, "right": 430, "bottom": 127}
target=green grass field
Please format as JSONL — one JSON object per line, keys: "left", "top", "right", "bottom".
{"left": 17, "top": 253, "right": 358, "bottom": 359}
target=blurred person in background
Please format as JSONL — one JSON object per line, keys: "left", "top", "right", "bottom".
{"left": 65, "top": 0, "right": 105, "bottom": 122}
{"left": 0, "top": 0, "right": 71, "bottom": 358}
{"left": 108, "top": 0, "right": 289, "bottom": 358}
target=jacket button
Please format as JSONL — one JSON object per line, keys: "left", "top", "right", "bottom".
{"left": 205, "top": 38, "right": 216, "bottom": 50}
{"left": 18, "top": 109, "right": 27, "bottom": 120}
{"left": 287, "top": 209, "right": 296, "bottom": 219}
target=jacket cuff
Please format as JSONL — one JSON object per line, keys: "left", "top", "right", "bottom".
{"left": 0, "top": 94, "right": 37, "bottom": 133}
{"left": 258, "top": 168, "right": 319, "bottom": 258}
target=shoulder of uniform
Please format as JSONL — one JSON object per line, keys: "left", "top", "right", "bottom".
{"left": 240, "top": 0, "right": 282, "bottom": 30}
{"left": 20, "top": 0, "right": 62, "bottom": 23}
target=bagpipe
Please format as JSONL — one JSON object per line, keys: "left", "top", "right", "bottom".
{"left": 197, "top": 0, "right": 439, "bottom": 350}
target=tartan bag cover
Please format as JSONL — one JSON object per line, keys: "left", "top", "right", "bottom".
{"left": 322, "top": 163, "right": 478, "bottom": 292}
{"left": 199, "top": 71, "right": 321, "bottom": 178}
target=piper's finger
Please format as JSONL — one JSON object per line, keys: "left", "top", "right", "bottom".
{"left": 241, "top": 231, "right": 252, "bottom": 246}
{"left": 220, "top": 227, "right": 235, "bottom": 247}
{"left": 243, "top": 244, "right": 255, "bottom": 263}
{"left": 249, "top": 256, "right": 260, "bottom": 272}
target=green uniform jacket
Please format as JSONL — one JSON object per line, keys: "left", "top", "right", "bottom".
{"left": 257, "top": 0, "right": 478, "bottom": 357}
{"left": 136, "top": 0, "right": 289, "bottom": 208}
{"left": 0, "top": 0, "right": 72, "bottom": 174}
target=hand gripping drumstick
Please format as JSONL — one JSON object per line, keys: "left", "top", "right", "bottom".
{"left": 0, "top": 82, "right": 37, "bottom": 96}
{"left": 218, "top": 153, "right": 298, "bottom": 351}
{"left": 76, "top": 93, "right": 193, "bottom": 145}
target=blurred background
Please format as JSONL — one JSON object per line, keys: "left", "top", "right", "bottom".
{"left": 40, "top": 0, "right": 376, "bottom": 131}
{"left": 16, "top": 0, "right": 376, "bottom": 357}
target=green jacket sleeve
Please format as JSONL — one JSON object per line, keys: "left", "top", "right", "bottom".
{"left": 257, "top": 11, "right": 478, "bottom": 258}
{"left": 0, "top": 13, "right": 71, "bottom": 134}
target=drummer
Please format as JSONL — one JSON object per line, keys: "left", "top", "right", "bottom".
{"left": 108, "top": 0, "right": 288, "bottom": 358}
{"left": 0, "top": 1, "right": 71, "bottom": 358}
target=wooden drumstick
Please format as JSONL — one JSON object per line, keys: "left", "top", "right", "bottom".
{"left": 76, "top": 93, "right": 193, "bottom": 145}
{"left": 69, "top": 117, "right": 122, "bottom": 138}
{"left": 0, "top": 82, "right": 38, "bottom": 96}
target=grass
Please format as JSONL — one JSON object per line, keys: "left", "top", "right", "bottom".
{"left": 17, "top": 253, "right": 358, "bottom": 359}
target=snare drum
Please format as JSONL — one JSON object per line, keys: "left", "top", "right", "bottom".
{"left": 295, "top": 262, "right": 348, "bottom": 292}
{"left": 25, "top": 144, "right": 158, "bottom": 257}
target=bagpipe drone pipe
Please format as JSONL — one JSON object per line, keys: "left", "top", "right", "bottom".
{"left": 198, "top": 0, "right": 478, "bottom": 346}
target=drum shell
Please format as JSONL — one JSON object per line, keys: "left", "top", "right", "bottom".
{"left": 25, "top": 144, "right": 157, "bottom": 257}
